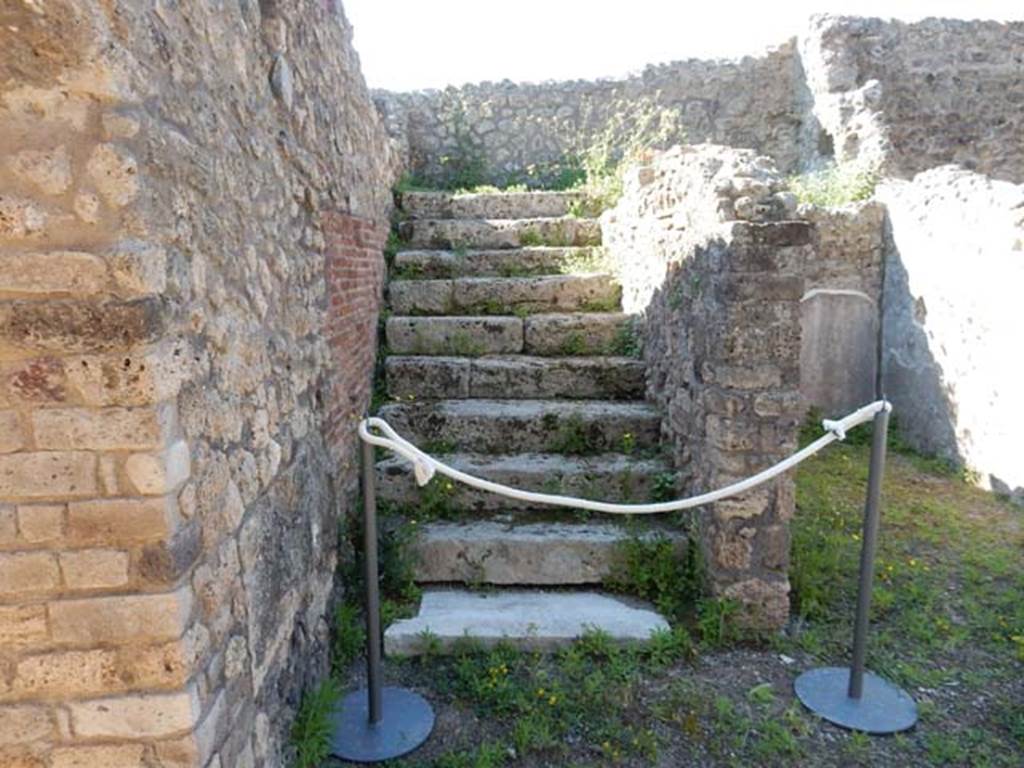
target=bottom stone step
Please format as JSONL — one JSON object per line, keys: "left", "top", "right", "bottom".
{"left": 384, "top": 588, "right": 670, "bottom": 656}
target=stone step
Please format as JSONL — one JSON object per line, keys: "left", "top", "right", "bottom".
{"left": 385, "top": 316, "right": 524, "bottom": 356}
{"left": 399, "top": 190, "right": 584, "bottom": 220}
{"left": 524, "top": 312, "right": 638, "bottom": 356}
{"left": 385, "top": 355, "right": 645, "bottom": 400}
{"left": 384, "top": 588, "right": 671, "bottom": 655}
{"left": 375, "top": 399, "right": 661, "bottom": 454}
{"left": 377, "top": 451, "right": 674, "bottom": 511}
{"left": 399, "top": 216, "right": 601, "bottom": 250}
{"left": 408, "top": 520, "right": 685, "bottom": 586}
{"left": 389, "top": 274, "right": 621, "bottom": 316}
{"left": 394, "top": 246, "right": 602, "bottom": 279}
{"left": 385, "top": 313, "right": 638, "bottom": 357}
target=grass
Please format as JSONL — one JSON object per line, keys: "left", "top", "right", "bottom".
{"left": 346, "top": 418, "right": 1022, "bottom": 767}
{"left": 788, "top": 161, "right": 879, "bottom": 207}
{"left": 290, "top": 676, "right": 342, "bottom": 768}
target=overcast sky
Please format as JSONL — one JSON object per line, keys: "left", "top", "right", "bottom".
{"left": 344, "top": 0, "right": 1024, "bottom": 91}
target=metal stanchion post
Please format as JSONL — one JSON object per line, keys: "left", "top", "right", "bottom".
{"left": 328, "top": 438, "right": 434, "bottom": 762}
{"left": 794, "top": 404, "right": 917, "bottom": 733}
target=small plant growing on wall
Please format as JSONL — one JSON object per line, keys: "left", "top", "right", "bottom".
{"left": 565, "top": 95, "right": 687, "bottom": 214}
{"left": 787, "top": 160, "right": 880, "bottom": 207}
{"left": 436, "top": 95, "right": 488, "bottom": 190}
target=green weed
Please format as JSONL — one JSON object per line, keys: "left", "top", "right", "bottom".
{"left": 331, "top": 601, "right": 365, "bottom": 673}
{"left": 547, "top": 414, "right": 599, "bottom": 455}
{"left": 290, "top": 676, "right": 341, "bottom": 768}
{"left": 788, "top": 161, "right": 879, "bottom": 207}
{"left": 608, "top": 534, "right": 702, "bottom": 621}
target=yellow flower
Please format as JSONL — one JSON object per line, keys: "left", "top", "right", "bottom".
{"left": 548, "top": 695, "right": 558, "bottom": 706}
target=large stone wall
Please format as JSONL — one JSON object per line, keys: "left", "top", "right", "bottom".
{"left": 602, "top": 146, "right": 809, "bottom": 627}
{"left": 0, "top": 2, "right": 396, "bottom": 767}
{"left": 799, "top": 15, "right": 1024, "bottom": 183}
{"left": 878, "top": 167, "right": 1024, "bottom": 503}
{"left": 374, "top": 43, "right": 810, "bottom": 187}
{"left": 797, "top": 202, "right": 885, "bottom": 415}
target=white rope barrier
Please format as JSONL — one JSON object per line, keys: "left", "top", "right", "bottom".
{"left": 358, "top": 399, "right": 892, "bottom": 515}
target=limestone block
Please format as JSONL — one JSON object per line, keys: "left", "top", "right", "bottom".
{"left": 7, "top": 146, "right": 72, "bottom": 195}
{"left": 105, "top": 241, "right": 168, "bottom": 295}
{"left": 69, "top": 686, "right": 200, "bottom": 739}
{"left": 0, "top": 196, "right": 46, "bottom": 238}
{"left": 0, "top": 411, "right": 26, "bottom": 453}
{"left": 800, "top": 288, "right": 878, "bottom": 416}
{"left": 395, "top": 246, "right": 594, "bottom": 279}
{"left": 59, "top": 549, "right": 129, "bottom": 589}
{"left": 0, "top": 252, "right": 108, "bottom": 297}
{"left": 31, "top": 405, "right": 173, "bottom": 451}
{"left": 101, "top": 112, "right": 141, "bottom": 140}
{"left": 73, "top": 193, "right": 100, "bottom": 224}
{"left": 7, "top": 641, "right": 191, "bottom": 701}
{"left": 0, "top": 297, "right": 164, "bottom": 355}
{"left": 0, "top": 552, "right": 60, "bottom": 597}
{"left": 720, "top": 577, "right": 790, "bottom": 629}
{"left": 378, "top": 451, "right": 672, "bottom": 512}
{"left": 712, "top": 491, "right": 771, "bottom": 522}
{"left": 402, "top": 216, "right": 601, "bottom": 250}
{"left": 0, "top": 452, "right": 98, "bottom": 500}
{"left": 523, "top": 312, "right": 634, "bottom": 356}
{"left": 385, "top": 315, "right": 523, "bottom": 356}
{"left": 0, "top": 505, "right": 15, "bottom": 545}
{"left": 0, "top": 705, "right": 53, "bottom": 745}
{"left": 410, "top": 521, "right": 683, "bottom": 585}
{"left": 712, "top": 528, "right": 755, "bottom": 570}
{"left": 385, "top": 589, "right": 670, "bottom": 655}
{"left": 85, "top": 143, "right": 139, "bottom": 208}
{"left": 377, "top": 398, "right": 661, "bottom": 454}
{"left": 64, "top": 343, "right": 192, "bottom": 406}
{"left": 0, "top": 605, "right": 48, "bottom": 648}
{"left": 16, "top": 504, "right": 65, "bottom": 543}
{"left": 67, "top": 496, "right": 176, "bottom": 545}
{"left": 385, "top": 356, "right": 469, "bottom": 399}
{"left": 124, "top": 440, "right": 191, "bottom": 495}
{"left": 49, "top": 587, "right": 192, "bottom": 645}
{"left": 388, "top": 279, "right": 454, "bottom": 315}
{"left": 468, "top": 355, "right": 643, "bottom": 400}
{"left": 50, "top": 745, "right": 146, "bottom": 768}
{"left": 400, "top": 190, "right": 581, "bottom": 220}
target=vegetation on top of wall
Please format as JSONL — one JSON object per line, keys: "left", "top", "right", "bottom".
{"left": 787, "top": 161, "right": 880, "bottom": 207}
{"left": 395, "top": 97, "right": 685, "bottom": 211}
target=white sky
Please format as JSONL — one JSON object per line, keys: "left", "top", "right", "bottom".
{"left": 344, "top": 0, "right": 1024, "bottom": 91}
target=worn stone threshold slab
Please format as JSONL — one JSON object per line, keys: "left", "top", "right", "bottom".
{"left": 384, "top": 588, "right": 670, "bottom": 656}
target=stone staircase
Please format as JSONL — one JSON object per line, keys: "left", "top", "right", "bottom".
{"left": 377, "top": 190, "right": 680, "bottom": 654}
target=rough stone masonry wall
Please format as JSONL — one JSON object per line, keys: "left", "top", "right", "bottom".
{"left": 374, "top": 43, "right": 810, "bottom": 187}
{"left": 799, "top": 15, "right": 1024, "bottom": 183}
{"left": 797, "top": 202, "right": 885, "bottom": 415}
{"left": 0, "top": 2, "right": 396, "bottom": 767}
{"left": 602, "top": 145, "right": 810, "bottom": 627}
{"left": 878, "top": 167, "right": 1024, "bottom": 504}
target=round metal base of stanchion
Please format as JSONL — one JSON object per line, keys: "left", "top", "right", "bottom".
{"left": 795, "top": 667, "right": 917, "bottom": 734}
{"left": 328, "top": 686, "right": 434, "bottom": 763}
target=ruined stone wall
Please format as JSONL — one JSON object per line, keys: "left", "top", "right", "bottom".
{"left": 374, "top": 43, "right": 809, "bottom": 187}
{"left": 602, "top": 145, "right": 809, "bottom": 627}
{"left": 797, "top": 203, "right": 885, "bottom": 415}
{"left": 878, "top": 167, "right": 1024, "bottom": 504}
{"left": 799, "top": 15, "right": 1024, "bottom": 183}
{"left": 0, "top": 2, "right": 397, "bottom": 767}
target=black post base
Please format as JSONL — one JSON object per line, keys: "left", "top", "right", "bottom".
{"left": 328, "top": 686, "right": 435, "bottom": 763}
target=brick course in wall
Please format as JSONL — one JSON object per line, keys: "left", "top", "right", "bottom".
{"left": 323, "top": 211, "right": 388, "bottom": 470}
